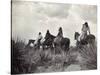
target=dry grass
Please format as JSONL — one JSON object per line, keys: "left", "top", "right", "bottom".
{"left": 78, "top": 43, "right": 97, "bottom": 70}
{"left": 11, "top": 39, "right": 97, "bottom": 74}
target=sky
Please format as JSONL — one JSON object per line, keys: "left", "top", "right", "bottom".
{"left": 12, "top": 0, "right": 97, "bottom": 46}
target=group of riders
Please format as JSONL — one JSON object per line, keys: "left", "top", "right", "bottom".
{"left": 27, "top": 22, "right": 94, "bottom": 49}
{"left": 35, "top": 26, "right": 63, "bottom": 45}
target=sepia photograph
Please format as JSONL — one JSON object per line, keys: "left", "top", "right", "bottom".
{"left": 11, "top": 0, "right": 97, "bottom": 74}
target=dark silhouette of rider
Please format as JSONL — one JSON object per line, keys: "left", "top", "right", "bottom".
{"left": 34, "top": 32, "right": 43, "bottom": 45}
{"left": 45, "top": 30, "right": 50, "bottom": 39}
{"left": 54, "top": 27, "right": 63, "bottom": 42}
{"left": 57, "top": 27, "right": 63, "bottom": 37}
{"left": 45, "top": 30, "right": 52, "bottom": 43}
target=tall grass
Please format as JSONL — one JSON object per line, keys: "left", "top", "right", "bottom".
{"left": 78, "top": 42, "right": 97, "bottom": 70}
{"left": 11, "top": 39, "right": 69, "bottom": 74}
{"left": 11, "top": 39, "right": 37, "bottom": 74}
{"left": 11, "top": 38, "right": 97, "bottom": 74}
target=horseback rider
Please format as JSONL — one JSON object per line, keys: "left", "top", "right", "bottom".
{"left": 34, "top": 32, "right": 43, "bottom": 46}
{"left": 57, "top": 27, "right": 63, "bottom": 36}
{"left": 54, "top": 27, "right": 63, "bottom": 44}
{"left": 80, "top": 22, "right": 90, "bottom": 40}
{"left": 57, "top": 27, "right": 63, "bottom": 40}
{"left": 45, "top": 30, "right": 51, "bottom": 40}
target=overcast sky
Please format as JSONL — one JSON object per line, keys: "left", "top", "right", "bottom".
{"left": 12, "top": 0, "right": 97, "bottom": 46}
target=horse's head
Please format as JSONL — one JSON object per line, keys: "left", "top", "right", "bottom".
{"left": 74, "top": 32, "right": 80, "bottom": 40}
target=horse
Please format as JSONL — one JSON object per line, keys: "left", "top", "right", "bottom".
{"left": 74, "top": 32, "right": 95, "bottom": 46}
{"left": 26, "top": 31, "right": 56, "bottom": 49}
{"left": 26, "top": 38, "right": 44, "bottom": 49}
{"left": 53, "top": 36, "right": 70, "bottom": 52}
{"left": 42, "top": 30, "right": 56, "bottom": 49}
{"left": 26, "top": 39, "right": 35, "bottom": 47}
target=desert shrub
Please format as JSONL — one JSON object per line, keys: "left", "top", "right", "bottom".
{"left": 11, "top": 37, "right": 97, "bottom": 73}
{"left": 11, "top": 39, "right": 24, "bottom": 74}
{"left": 11, "top": 39, "right": 37, "bottom": 74}
{"left": 66, "top": 47, "right": 79, "bottom": 64}
{"left": 79, "top": 42, "right": 97, "bottom": 70}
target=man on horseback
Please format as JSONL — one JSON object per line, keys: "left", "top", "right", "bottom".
{"left": 43, "top": 30, "right": 56, "bottom": 49}
{"left": 57, "top": 27, "right": 63, "bottom": 42}
{"left": 54, "top": 27, "right": 70, "bottom": 52}
{"left": 45, "top": 30, "right": 51, "bottom": 40}
{"left": 75, "top": 22, "right": 95, "bottom": 47}
{"left": 34, "top": 32, "right": 43, "bottom": 48}
{"left": 44, "top": 30, "right": 52, "bottom": 47}
{"left": 58, "top": 27, "right": 63, "bottom": 37}
{"left": 80, "top": 22, "right": 90, "bottom": 40}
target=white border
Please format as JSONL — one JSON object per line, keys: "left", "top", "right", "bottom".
{"left": 0, "top": 0, "right": 100, "bottom": 75}
{"left": 12, "top": 0, "right": 99, "bottom": 5}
